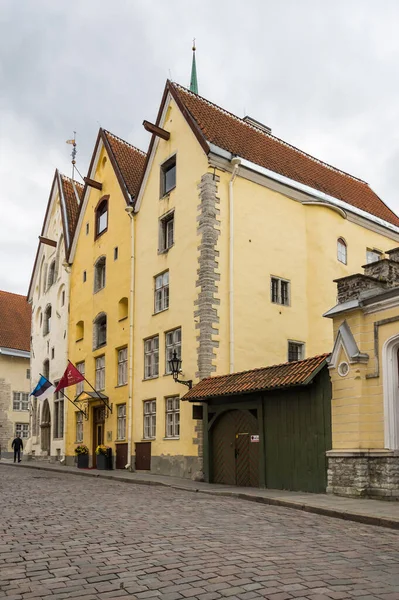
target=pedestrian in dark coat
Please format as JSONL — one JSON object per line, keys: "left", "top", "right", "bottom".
{"left": 11, "top": 434, "right": 23, "bottom": 463}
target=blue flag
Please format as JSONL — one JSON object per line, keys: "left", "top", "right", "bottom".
{"left": 31, "top": 376, "right": 55, "bottom": 400}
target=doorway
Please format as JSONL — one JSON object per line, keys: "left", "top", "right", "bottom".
{"left": 40, "top": 399, "right": 51, "bottom": 455}
{"left": 92, "top": 406, "right": 105, "bottom": 468}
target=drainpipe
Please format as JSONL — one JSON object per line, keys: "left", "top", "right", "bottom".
{"left": 125, "top": 205, "right": 135, "bottom": 469}
{"left": 229, "top": 157, "right": 241, "bottom": 373}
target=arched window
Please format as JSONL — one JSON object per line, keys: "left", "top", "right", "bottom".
{"left": 76, "top": 320, "right": 84, "bottom": 341}
{"left": 337, "top": 238, "right": 347, "bottom": 264}
{"left": 43, "top": 305, "right": 52, "bottom": 336}
{"left": 93, "top": 313, "right": 107, "bottom": 349}
{"left": 382, "top": 334, "right": 399, "bottom": 450}
{"left": 118, "top": 297, "right": 128, "bottom": 320}
{"left": 43, "top": 359, "right": 50, "bottom": 380}
{"left": 47, "top": 260, "right": 56, "bottom": 289}
{"left": 94, "top": 256, "right": 106, "bottom": 293}
{"left": 96, "top": 197, "right": 109, "bottom": 237}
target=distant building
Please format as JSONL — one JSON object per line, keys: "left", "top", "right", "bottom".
{"left": 0, "top": 290, "right": 31, "bottom": 458}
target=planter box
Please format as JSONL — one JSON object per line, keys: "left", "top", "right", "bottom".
{"left": 96, "top": 453, "right": 112, "bottom": 470}
{"left": 77, "top": 454, "right": 89, "bottom": 469}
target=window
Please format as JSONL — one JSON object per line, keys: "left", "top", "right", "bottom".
{"left": 114, "top": 247, "right": 118, "bottom": 260}
{"left": 165, "top": 328, "right": 181, "bottom": 374}
{"left": 159, "top": 211, "right": 174, "bottom": 252}
{"left": 47, "top": 260, "right": 56, "bottom": 289}
{"left": 83, "top": 271, "right": 87, "bottom": 283}
{"left": 51, "top": 347, "right": 55, "bottom": 360}
{"left": 86, "top": 223, "right": 89, "bottom": 235}
{"left": 94, "top": 313, "right": 107, "bottom": 349}
{"left": 96, "top": 198, "right": 108, "bottom": 237}
{"left": 117, "top": 404, "right": 126, "bottom": 440}
{"left": 13, "top": 392, "right": 29, "bottom": 411}
{"left": 16, "top": 423, "right": 29, "bottom": 439}
{"left": 118, "top": 348, "right": 128, "bottom": 386}
{"left": 53, "top": 389, "right": 64, "bottom": 439}
{"left": 160, "top": 155, "right": 176, "bottom": 196}
{"left": 367, "top": 249, "right": 382, "bottom": 264}
{"left": 76, "top": 320, "right": 84, "bottom": 341}
{"left": 165, "top": 397, "right": 180, "bottom": 438}
{"left": 337, "top": 238, "right": 347, "bottom": 264}
{"left": 76, "top": 361, "right": 85, "bottom": 396}
{"left": 288, "top": 341, "right": 305, "bottom": 362}
{"left": 144, "top": 336, "right": 159, "bottom": 379}
{"left": 43, "top": 305, "right": 52, "bottom": 335}
{"left": 154, "top": 271, "right": 169, "bottom": 313}
{"left": 144, "top": 400, "right": 156, "bottom": 439}
{"left": 94, "top": 256, "right": 106, "bottom": 293}
{"left": 95, "top": 355, "right": 105, "bottom": 391}
{"left": 43, "top": 359, "right": 50, "bottom": 380}
{"left": 76, "top": 412, "right": 83, "bottom": 442}
{"left": 118, "top": 297, "right": 128, "bottom": 320}
{"left": 26, "top": 369, "right": 30, "bottom": 380}
{"left": 61, "top": 290, "right": 65, "bottom": 306}
{"left": 270, "top": 277, "right": 290, "bottom": 306}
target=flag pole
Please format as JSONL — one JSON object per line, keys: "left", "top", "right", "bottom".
{"left": 40, "top": 374, "right": 87, "bottom": 419}
{"left": 68, "top": 360, "right": 113, "bottom": 414}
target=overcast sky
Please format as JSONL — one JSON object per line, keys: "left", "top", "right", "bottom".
{"left": 2, "top": 0, "right": 399, "bottom": 294}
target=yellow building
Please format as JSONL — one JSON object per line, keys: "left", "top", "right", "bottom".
{"left": 131, "top": 80, "right": 399, "bottom": 479}
{"left": 65, "top": 129, "right": 145, "bottom": 468}
{"left": 325, "top": 249, "right": 399, "bottom": 498}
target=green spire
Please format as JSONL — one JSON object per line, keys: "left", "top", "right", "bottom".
{"left": 190, "top": 40, "right": 198, "bottom": 94}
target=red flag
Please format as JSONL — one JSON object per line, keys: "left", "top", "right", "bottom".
{"left": 55, "top": 362, "right": 85, "bottom": 393}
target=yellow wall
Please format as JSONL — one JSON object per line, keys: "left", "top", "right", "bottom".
{"left": 0, "top": 354, "right": 30, "bottom": 453}
{"left": 66, "top": 146, "right": 130, "bottom": 460}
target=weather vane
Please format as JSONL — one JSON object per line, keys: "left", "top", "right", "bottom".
{"left": 66, "top": 132, "right": 77, "bottom": 179}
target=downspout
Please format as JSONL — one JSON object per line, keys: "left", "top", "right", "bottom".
{"left": 229, "top": 157, "right": 241, "bottom": 373}
{"left": 125, "top": 205, "right": 135, "bottom": 469}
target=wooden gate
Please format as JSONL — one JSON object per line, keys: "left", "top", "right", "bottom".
{"left": 211, "top": 410, "right": 259, "bottom": 487}
{"left": 135, "top": 442, "right": 151, "bottom": 470}
{"left": 115, "top": 443, "right": 128, "bottom": 469}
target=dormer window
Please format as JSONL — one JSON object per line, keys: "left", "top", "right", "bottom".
{"left": 160, "top": 155, "right": 176, "bottom": 196}
{"left": 96, "top": 197, "right": 109, "bottom": 237}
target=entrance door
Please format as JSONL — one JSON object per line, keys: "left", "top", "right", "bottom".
{"left": 92, "top": 406, "right": 105, "bottom": 468}
{"left": 135, "top": 442, "right": 151, "bottom": 470}
{"left": 115, "top": 443, "right": 128, "bottom": 469}
{"left": 211, "top": 409, "right": 259, "bottom": 487}
{"left": 40, "top": 399, "right": 51, "bottom": 455}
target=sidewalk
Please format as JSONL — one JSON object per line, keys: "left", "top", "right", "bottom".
{"left": 2, "top": 459, "right": 399, "bottom": 530}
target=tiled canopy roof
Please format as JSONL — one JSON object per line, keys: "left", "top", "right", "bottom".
{"left": 170, "top": 83, "right": 399, "bottom": 228}
{"left": 103, "top": 130, "right": 146, "bottom": 199}
{"left": 0, "top": 291, "right": 31, "bottom": 352}
{"left": 59, "top": 174, "right": 84, "bottom": 243}
{"left": 183, "top": 354, "right": 329, "bottom": 401}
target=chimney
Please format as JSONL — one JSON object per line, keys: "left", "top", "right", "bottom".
{"left": 334, "top": 274, "right": 387, "bottom": 304}
{"left": 363, "top": 259, "right": 399, "bottom": 287}
{"left": 386, "top": 247, "right": 399, "bottom": 263}
{"left": 243, "top": 116, "right": 272, "bottom": 135}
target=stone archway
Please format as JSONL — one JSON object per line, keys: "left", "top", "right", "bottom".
{"left": 382, "top": 333, "right": 399, "bottom": 450}
{"left": 40, "top": 399, "right": 51, "bottom": 455}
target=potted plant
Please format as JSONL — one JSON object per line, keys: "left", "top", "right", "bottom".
{"left": 75, "top": 445, "right": 89, "bottom": 469}
{"left": 95, "top": 445, "right": 112, "bottom": 470}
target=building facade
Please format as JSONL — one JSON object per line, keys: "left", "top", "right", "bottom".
{"left": 0, "top": 291, "right": 31, "bottom": 458}
{"left": 27, "top": 171, "right": 82, "bottom": 460}
{"left": 325, "top": 248, "right": 399, "bottom": 498}
{"left": 129, "top": 81, "right": 399, "bottom": 478}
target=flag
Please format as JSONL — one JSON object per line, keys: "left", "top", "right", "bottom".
{"left": 31, "top": 376, "right": 56, "bottom": 400}
{"left": 55, "top": 362, "right": 84, "bottom": 393}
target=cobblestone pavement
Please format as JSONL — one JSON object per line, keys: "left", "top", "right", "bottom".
{"left": 1, "top": 469, "right": 399, "bottom": 600}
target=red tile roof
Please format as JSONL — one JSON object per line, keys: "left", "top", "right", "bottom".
{"left": 59, "top": 174, "right": 84, "bottom": 244}
{"left": 183, "top": 354, "right": 329, "bottom": 401}
{"left": 169, "top": 83, "right": 399, "bottom": 228}
{"left": 102, "top": 130, "right": 146, "bottom": 199}
{"left": 0, "top": 291, "right": 31, "bottom": 352}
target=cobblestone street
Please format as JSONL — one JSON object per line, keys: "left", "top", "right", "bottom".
{"left": 0, "top": 468, "right": 398, "bottom": 600}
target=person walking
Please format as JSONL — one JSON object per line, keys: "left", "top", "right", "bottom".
{"left": 11, "top": 434, "right": 23, "bottom": 463}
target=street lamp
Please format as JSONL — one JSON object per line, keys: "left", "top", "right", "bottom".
{"left": 168, "top": 350, "right": 192, "bottom": 389}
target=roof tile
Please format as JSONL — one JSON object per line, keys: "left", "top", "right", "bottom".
{"left": 0, "top": 291, "right": 31, "bottom": 352}
{"left": 183, "top": 354, "right": 329, "bottom": 401}
{"left": 59, "top": 175, "right": 84, "bottom": 244}
{"left": 103, "top": 130, "right": 146, "bottom": 199}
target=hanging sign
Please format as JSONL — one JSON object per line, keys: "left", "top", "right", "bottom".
{"left": 250, "top": 435, "right": 259, "bottom": 443}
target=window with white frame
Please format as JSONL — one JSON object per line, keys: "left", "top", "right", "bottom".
{"left": 337, "top": 238, "right": 347, "bottom": 264}
{"left": 154, "top": 271, "right": 169, "bottom": 313}
{"left": 15, "top": 423, "right": 29, "bottom": 439}
{"left": 144, "top": 336, "right": 159, "bottom": 379}
{"left": 53, "top": 387, "right": 64, "bottom": 439}
{"left": 76, "top": 361, "right": 85, "bottom": 396}
{"left": 94, "top": 313, "right": 107, "bottom": 348}
{"left": 95, "top": 355, "right": 105, "bottom": 391}
{"left": 288, "top": 341, "right": 305, "bottom": 362}
{"left": 270, "top": 277, "right": 290, "bottom": 306}
{"left": 13, "top": 392, "right": 29, "bottom": 411}
{"left": 165, "top": 328, "right": 181, "bottom": 374}
{"left": 144, "top": 400, "right": 156, "bottom": 439}
{"left": 94, "top": 256, "right": 106, "bottom": 293}
{"left": 159, "top": 211, "right": 174, "bottom": 252}
{"left": 160, "top": 155, "right": 176, "bottom": 196}
{"left": 96, "top": 198, "right": 108, "bottom": 237}
{"left": 76, "top": 412, "right": 83, "bottom": 442}
{"left": 165, "top": 396, "right": 180, "bottom": 438}
{"left": 366, "top": 249, "right": 382, "bottom": 264}
{"left": 118, "top": 348, "right": 128, "bottom": 386}
{"left": 117, "top": 404, "right": 126, "bottom": 440}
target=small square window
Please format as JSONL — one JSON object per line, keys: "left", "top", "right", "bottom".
{"left": 270, "top": 277, "right": 290, "bottom": 306}
{"left": 160, "top": 156, "right": 176, "bottom": 196}
{"left": 288, "top": 341, "right": 305, "bottom": 362}
{"left": 114, "top": 247, "right": 118, "bottom": 260}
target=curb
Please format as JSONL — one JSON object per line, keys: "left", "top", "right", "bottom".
{"left": 2, "top": 462, "right": 399, "bottom": 531}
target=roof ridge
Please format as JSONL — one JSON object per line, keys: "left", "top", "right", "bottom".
{"left": 171, "top": 82, "right": 368, "bottom": 186}
{"left": 0, "top": 290, "right": 28, "bottom": 299}
{"left": 102, "top": 129, "right": 146, "bottom": 157}
{"left": 199, "top": 353, "right": 330, "bottom": 383}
